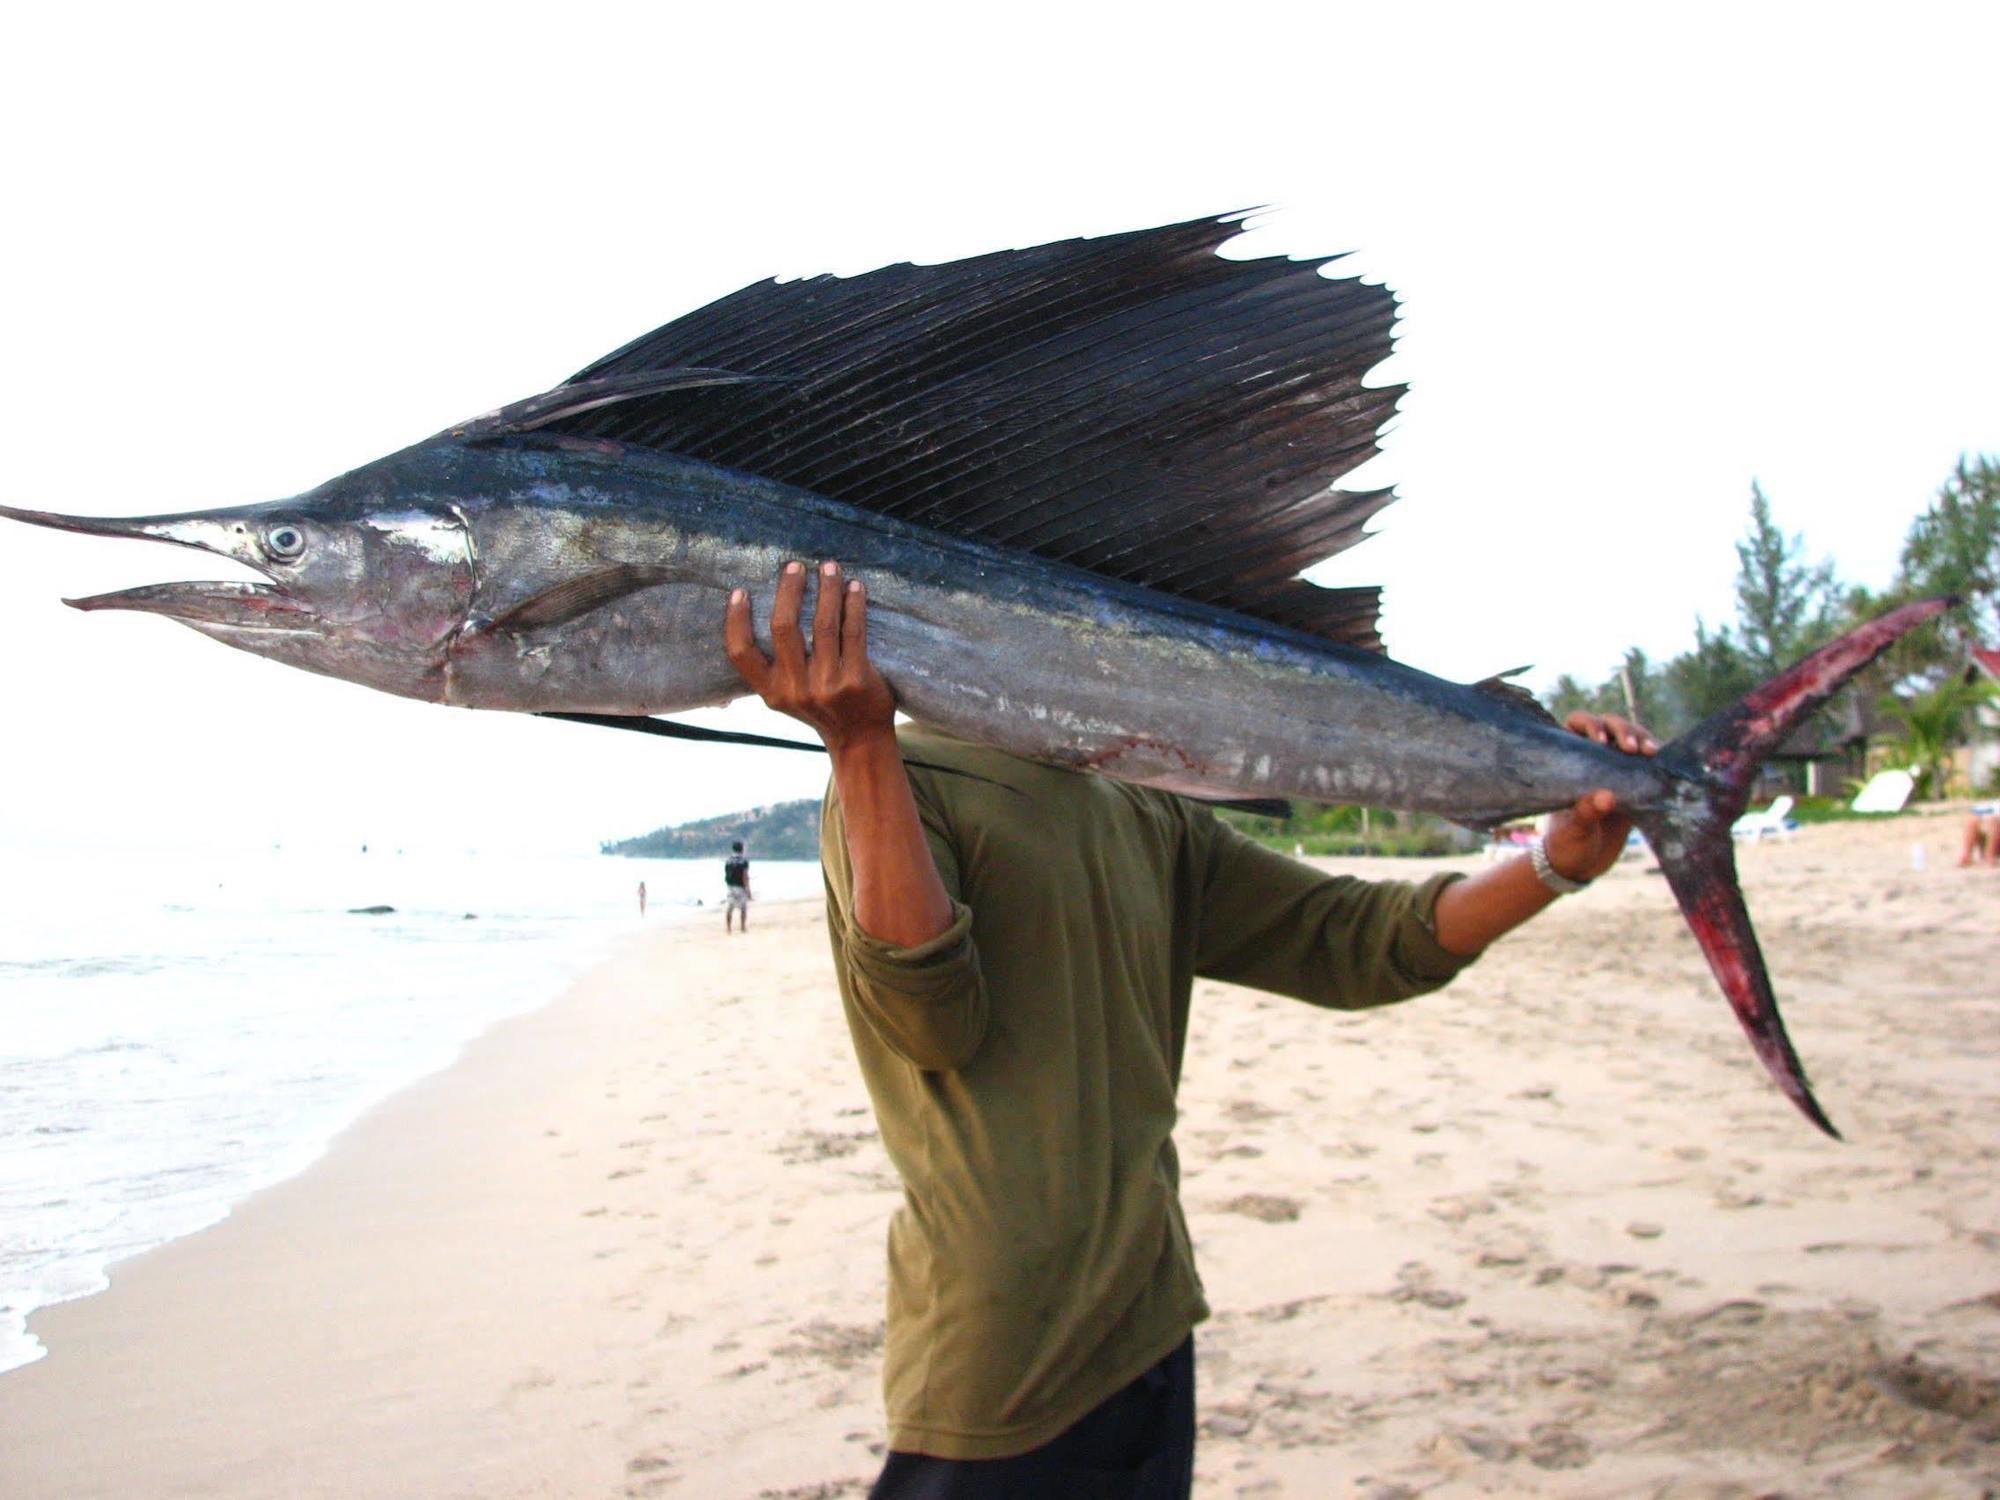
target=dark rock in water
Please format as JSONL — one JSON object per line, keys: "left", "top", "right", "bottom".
{"left": 347, "top": 904, "right": 395, "bottom": 915}
{"left": 462, "top": 913, "right": 479, "bottom": 920}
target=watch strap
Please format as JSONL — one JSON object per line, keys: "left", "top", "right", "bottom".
{"left": 1529, "top": 836, "right": 1591, "bottom": 895}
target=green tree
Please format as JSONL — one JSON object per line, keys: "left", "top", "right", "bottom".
{"left": 1544, "top": 672, "right": 1601, "bottom": 724}
{"left": 1665, "top": 618, "right": 1758, "bottom": 726}
{"left": 1541, "top": 647, "right": 1680, "bottom": 734}
{"left": 1894, "top": 454, "right": 2000, "bottom": 670}
{"left": 1616, "top": 646, "right": 1669, "bottom": 732}
{"left": 1734, "top": 480, "right": 1840, "bottom": 674}
{"left": 1878, "top": 675, "right": 1994, "bottom": 798}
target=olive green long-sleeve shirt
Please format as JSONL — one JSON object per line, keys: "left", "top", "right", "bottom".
{"left": 820, "top": 727, "right": 1475, "bottom": 1460}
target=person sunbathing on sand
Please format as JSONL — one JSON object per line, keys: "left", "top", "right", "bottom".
{"left": 1958, "top": 810, "right": 2000, "bottom": 866}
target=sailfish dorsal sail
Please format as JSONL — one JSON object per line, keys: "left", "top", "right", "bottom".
{"left": 457, "top": 213, "right": 1404, "bottom": 653}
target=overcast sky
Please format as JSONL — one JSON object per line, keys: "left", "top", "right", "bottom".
{"left": 2, "top": 4, "right": 1995, "bottom": 853}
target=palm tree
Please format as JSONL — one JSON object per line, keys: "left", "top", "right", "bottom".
{"left": 1879, "top": 677, "right": 1994, "bottom": 798}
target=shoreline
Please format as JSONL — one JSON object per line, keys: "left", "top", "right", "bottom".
{"left": 0, "top": 844, "right": 830, "bottom": 1382}
{"left": 3, "top": 824, "right": 1996, "bottom": 1496}
{"left": 0, "top": 893, "right": 813, "bottom": 1381}
{"left": 1, "top": 896, "right": 869, "bottom": 1500}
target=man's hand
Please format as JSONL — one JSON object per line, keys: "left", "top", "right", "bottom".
{"left": 1543, "top": 711, "right": 1659, "bottom": 883}
{"left": 725, "top": 560, "right": 952, "bottom": 949}
{"left": 1433, "top": 709, "right": 1659, "bottom": 956}
{"left": 725, "top": 560, "right": 897, "bottom": 753}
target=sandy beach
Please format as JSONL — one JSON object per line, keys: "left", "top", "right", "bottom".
{"left": 3, "top": 812, "right": 1996, "bottom": 1498}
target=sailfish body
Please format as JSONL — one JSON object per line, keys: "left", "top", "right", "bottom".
{"left": 0, "top": 214, "right": 1949, "bottom": 1135}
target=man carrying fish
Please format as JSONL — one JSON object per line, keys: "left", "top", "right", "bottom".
{"left": 726, "top": 559, "right": 1656, "bottom": 1500}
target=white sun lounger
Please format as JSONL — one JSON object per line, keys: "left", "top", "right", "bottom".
{"left": 1732, "top": 794, "right": 1797, "bottom": 840}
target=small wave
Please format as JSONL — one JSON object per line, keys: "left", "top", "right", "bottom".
{"left": 0, "top": 958, "right": 168, "bottom": 980}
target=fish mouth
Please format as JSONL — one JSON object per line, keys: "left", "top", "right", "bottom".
{"left": 64, "top": 581, "right": 322, "bottom": 633}
{"left": 2, "top": 502, "right": 318, "bottom": 633}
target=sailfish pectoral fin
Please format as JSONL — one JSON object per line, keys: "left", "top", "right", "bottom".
{"left": 487, "top": 566, "right": 682, "bottom": 634}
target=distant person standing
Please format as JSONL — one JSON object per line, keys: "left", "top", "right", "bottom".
{"left": 724, "top": 841, "right": 753, "bottom": 932}
{"left": 638, "top": 880, "right": 648, "bottom": 917}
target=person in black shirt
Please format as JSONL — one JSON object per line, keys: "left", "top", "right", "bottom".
{"left": 723, "top": 841, "right": 753, "bottom": 932}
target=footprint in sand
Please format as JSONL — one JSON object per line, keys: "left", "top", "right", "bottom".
{"left": 1219, "top": 1193, "right": 1302, "bottom": 1223}
{"left": 775, "top": 1319, "right": 886, "bottom": 1371}
{"left": 1245, "top": 1295, "right": 1332, "bottom": 1323}
{"left": 1317, "top": 1140, "right": 1375, "bottom": 1161}
{"left": 776, "top": 1129, "right": 875, "bottom": 1164}
{"left": 1199, "top": 1402, "right": 1258, "bottom": 1439}
{"left": 1474, "top": 1233, "right": 1535, "bottom": 1269}
{"left": 1429, "top": 1424, "right": 1514, "bottom": 1464}
{"left": 1426, "top": 1194, "right": 1497, "bottom": 1225}
{"left": 1225, "top": 1098, "right": 1282, "bottom": 1126}
{"left": 623, "top": 1450, "right": 676, "bottom": 1495}
{"left": 1390, "top": 1261, "right": 1466, "bottom": 1310}
{"left": 1680, "top": 1299, "right": 1767, "bottom": 1334}
{"left": 1525, "top": 1422, "right": 1592, "bottom": 1470}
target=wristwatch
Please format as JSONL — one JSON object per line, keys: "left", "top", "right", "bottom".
{"left": 1528, "top": 836, "right": 1591, "bottom": 895}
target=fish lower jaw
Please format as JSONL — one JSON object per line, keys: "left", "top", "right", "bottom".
{"left": 63, "top": 580, "right": 322, "bottom": 632}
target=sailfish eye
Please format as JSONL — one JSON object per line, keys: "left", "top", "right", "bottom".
{"left": 261, "top": 523, "right": 307, "bottom": 562}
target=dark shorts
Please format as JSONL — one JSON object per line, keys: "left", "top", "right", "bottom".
{"left": 868, "top": 1336, "right": 1195, "bottom": 1500}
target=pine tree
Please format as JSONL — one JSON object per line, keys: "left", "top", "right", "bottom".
{"left": 1895, "top": 454, "right": 2000, "bottom": 665}
{"left": 1667, "top": 617, "right": 1759, "bottom": 724}
{"left": 1733, "top": 481, "right": 1839, "bottom": 675}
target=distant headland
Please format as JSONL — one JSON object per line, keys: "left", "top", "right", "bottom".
{"left": 601, "top": 799, "right": 823, "bottom": 861}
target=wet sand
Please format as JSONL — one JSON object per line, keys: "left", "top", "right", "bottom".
{"left": 3, "top": 814, "right": 1996, "bottom": 1498}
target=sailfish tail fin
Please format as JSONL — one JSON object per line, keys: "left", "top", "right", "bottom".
{"left": 1635, "top": 597, "right": 1955, "bottom": 1138}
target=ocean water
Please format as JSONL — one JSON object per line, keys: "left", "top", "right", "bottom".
{"left": 0, "top": 840, "right": 823, "bottom": 1375}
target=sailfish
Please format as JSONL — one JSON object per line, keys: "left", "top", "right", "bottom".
{"left": 0, "top": 213, "right": 1949, "bottom": 1135}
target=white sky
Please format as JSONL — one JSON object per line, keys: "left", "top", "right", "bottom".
{"left": 2, "top": 3, "right": 1995, "bottom": 853}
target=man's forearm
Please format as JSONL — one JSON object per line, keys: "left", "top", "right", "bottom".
{"left": 1430, "top": 856, "right": 1559, "bottom": 957}
{"left": 1432, "top": 760, "right": 1648, "bottom": 956}
{"left": 832, "top": 729, "right": 956, "bottom": 948}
